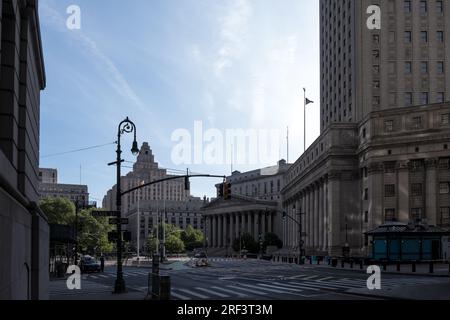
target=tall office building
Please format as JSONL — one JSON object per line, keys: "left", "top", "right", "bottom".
{"left": 281, "top": 0, "right": 450, "bottom": 259}
{"left": 320, "top": 0, "right": 449, "bottom": 131}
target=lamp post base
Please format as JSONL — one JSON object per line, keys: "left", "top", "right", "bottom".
{"left": 113, "top": 278, "right": 127, "bottom": 294}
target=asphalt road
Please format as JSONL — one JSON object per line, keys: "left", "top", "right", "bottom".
{"left": 49, "top": 258, "right": 450, "bottom": 300}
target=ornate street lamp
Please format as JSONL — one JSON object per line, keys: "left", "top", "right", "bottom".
{"left": 113, "top": 117, "right": 139, "bottom": 294}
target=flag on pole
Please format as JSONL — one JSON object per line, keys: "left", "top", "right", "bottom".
{"left": 305, "top": 98, "right": 314, "bottom": 105}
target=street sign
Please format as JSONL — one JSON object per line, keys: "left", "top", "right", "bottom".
{"left": 109, "top": 218, "right": 129, "bottom": 225}
{"left": 108, "top": 231, "right": 118, "bottom": 242}
{"left": 92, "top": 211, "right": 119, "bottom": 217}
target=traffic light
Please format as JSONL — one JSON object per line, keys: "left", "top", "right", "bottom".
{"left": 218, "top": 183, "right": 224, "bottom": 197}
{"left": 223, "top": 183, "right": 232, "bottom": 200}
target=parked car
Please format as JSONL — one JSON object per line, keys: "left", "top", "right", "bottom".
{"left": 79, "top": 255, "right": 101, "bottom": 273}
{"left": 194, "top": 251, "right": 207, "bottom": 259}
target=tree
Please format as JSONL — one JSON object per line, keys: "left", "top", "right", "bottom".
{"left": 165, "top": 234, "right": 185, "bottom": 254}
{"left": 180, "top": 225, "right": 204, "bottom": 251}
{"left": 39, "top": 197, "right": 75, "bottom": 225}
{"left": 232, "top": 233, "right": 258, "bottom": 253}
{"left": 263, "top": 233, "right": 283, "bottom": 250}
{"left": 77, "top": 208, "right": 114, "bottom": 256}
{"left": 146, "top": 235, "right": 158, "bottom": 255}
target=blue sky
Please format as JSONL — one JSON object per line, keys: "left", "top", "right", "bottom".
{"left": 39, "top": 0, "right": 320, "bottom": 203}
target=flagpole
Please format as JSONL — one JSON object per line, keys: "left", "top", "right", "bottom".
{"left": 303, "top": 88, "right": 306, "bottom": 153}
{"left": 287, "top": 126, "right": 289, "bottom": 163}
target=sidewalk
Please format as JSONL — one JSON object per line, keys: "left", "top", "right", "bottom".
{"left": 304, "top": 261, "right": 450, "bottom": 277}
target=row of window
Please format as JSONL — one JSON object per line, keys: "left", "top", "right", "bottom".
{"left": 383, "top": 182, "right": 450, "bottom": 197}
{"left": 403, "top": 30, "right": 445, "bottom": 43}
{"left": 383, "top": 113, "right": 450, "bottom": 133}
{"left": 404, "top": 0, "right": 444, "bottom": 14}
{"left": 382, "top": 207, "right": 450, "bottom": 226}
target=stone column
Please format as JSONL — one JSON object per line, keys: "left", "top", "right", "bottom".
{"left": 262, "top": 211, "right": 266, "bottom": 236}
{"left": 314, "top": 184, "right": 319, "bottom": 251}
{"left": 254, "top": 213, "right": 259, "bottom": 240}
{"left": 328, "top": 172, "right": 341, "bottom": 255}
{"left": 425, "top": 159, "right": 438, "bottom": 226}
{"left": 219, "top": 215, "right": 224, "bottom": 248}
{"left": 212, "top": 216, "right": 218, "bottom": 247}
{"left": 319, "top": 181, "right": 324, "bottom": 251}
{"left": 295, "top": 199, "right": 301, "bottom": 252}
{"left": 229, "top": 214, "right": 235, "bottom": 245}
{"left": 268, "top": 211, "right": 272, "bottom": 233}
{"left": 323, "top": 179, "right": 328, "bottom": 253}
{"left": 397, "top": 161, "right": 410, "bottom": 222}
{"left": 306, "top": 190, "right": 310, "bottom": 249}
{"left": 223, "top": 215, "right": 228, "bottom": 249}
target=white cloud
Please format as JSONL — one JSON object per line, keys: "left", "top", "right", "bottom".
{"left": 40, "top": 0, "right": 146, "bottom": 112}
{"left": 214, "top": 0, "right": 252, "bottom": 77}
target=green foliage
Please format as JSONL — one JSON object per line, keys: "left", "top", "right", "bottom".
{"left": 146, "top": 235, "right": 159, "bottom": 254}
{"left": 180, "top": 225, "right": 205, "bottom": 251}
{"left": 39, "top": 197, "right": 75, "bottom": 225}
{"left": 77, "top": 208, "right": 114, "bottom": 256}
{"left": 165, "top": 234, "right": 185, "bottom": 253}
{"left": 232, "top": 233, "right": 258, "bottom": 253}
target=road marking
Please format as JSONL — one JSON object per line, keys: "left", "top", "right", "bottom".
{"left": 171, "top": 291, "right": 192, "bottom": 300}
{"left": 238, "top": 283, "right": 288, "bottom": 294}
{"left": 177, "top": 288, "right": 209, "bottom": 299}
{"left": 303, "top": 275, "right": 319, "bottom": 280}
{"left": 98, "top": 274, "right": 109, "bottom": 278}
{"left": 196, "top": 287, "right": 229, "bottom": 298}
{"left": 272, "top": 282, "right": 320, "bottom": 292}
{"left": 317, "top": 277, "right": 335, "bottom": 282}
{"left": 257, "top": 283, "right": 303, "bottom": 292}
{"left": 227, "top": 285, "right": 267, "bottom": 295}
{"left": 211, "top": 286, "right": 249, "bottom": 297}
{"left": 90, "top": 276, "right": 98, "bottom": 279}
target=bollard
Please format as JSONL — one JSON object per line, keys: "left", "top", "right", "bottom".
{"left": 341, "top": 260, "right": 345, "bottom": 268}
{"left": 412, "top": 261, "right": 416, "bottom": 273}
{"left": 360, "top": 260, "right": 364, "bottom": 270}
{"left": 350, "top": 260, "right": 354, "bottom": 269}
{"left": 159, "top": 276, "right": 171, "bottom": 300}
{"left": 429, "top": 261, "right": 434, "bottom": 274}
{"left": 317, "top": 258, "right": 320, "bottom": 265}
{"left": 383, "top": 261, "right": 387, "bottom": 271}
{"left": 396, "top": 262, "right": 401, "bottom": 272}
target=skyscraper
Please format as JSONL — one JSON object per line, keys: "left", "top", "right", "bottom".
{"left": 320, "top": 0, "right": 449, "bottom": 131}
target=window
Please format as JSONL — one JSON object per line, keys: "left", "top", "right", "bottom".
{"left": 437, "top": 93, "right": 445, "bottom": 103}
{"left": 404, "top": 31, "right": 412, "bottom": 43}
{"left": 421, "top": 92, "right": 429, "bottom": 104}
{"left": 436, "top": 1, "right": 444, "bottom": 14}
{"left": 421, "top": 31, "right": 428, "bottom": 42}
{"left": 404, "top": 0, "right": 412, "bottom": 13}
{"left": 364, "top": 211, "right": 369, "bottom": 223}
{"left": 441, "top": 113, "right": 450, "bottom": 125}
{"left": 412, "top": 116, "right": 422, "bottom": 129}
{"left": 421, "top": 62, "right": 428, "bottom": 74}
{"left": 384, "top": 120, "right": 394, "bottom": 132}
{"left": 440, "top": 207, "right": 450, "bottom": 226}
{"left": 420, "top": 1, "right": 428, "bottom": 14}
{"left": 437, "top": 62, "right": 444, "bottom": 74}
{"left": 405, "top": 61, "right": 412, "bottom": 74}
{"left": 385, "top": 185, "right": 396, "bottom": 197}
{"left": 385, "top": 209, "right": 396, "bottom": 222}
{"left": 439, "top": 158, "right": 450, "bottom": 170}
{"left": 411, "top": 208, "right": 423, "bottom": 220}
{"left": 411, "top": 183, "right": 423, "bottom": 196}
{"left": 364, "top": 188, "right": 369, "bottom": 200}
{"left": 384, "top": 161, "right": 396, "bottom": 173}
{"left": 405, "top": 93, "right": 413, "bottom": 105}
{"left": 440, "top": 182, "right": 450, "bottom": 194}
{"left": 437, "top": 31, "right": 444, "bottom": 42}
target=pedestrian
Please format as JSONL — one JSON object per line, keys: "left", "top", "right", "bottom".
{"left": 100, "top": 255, "right": 105, "bottom": 273}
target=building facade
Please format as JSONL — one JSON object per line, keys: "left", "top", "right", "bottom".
{"left": 0, "top": 0, "right": 48, "bottom": 299}
{"left": 38, "top": 168, "right": 89, "bottom": 207}
{"left": 202, "top": 160, "right": 290, "bottom": 255}
{"left": 102, "top": 142, "right": 190, "bottom": 214}
{"left": 126, "top": 197, "right": 208, "bottom": 250}
{"left": 282, "top": 0, "right": 450, "bottom": 260}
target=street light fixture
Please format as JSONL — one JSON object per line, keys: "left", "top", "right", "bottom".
{"left": 112, "top": 117, "right": 139, "bottom": 294}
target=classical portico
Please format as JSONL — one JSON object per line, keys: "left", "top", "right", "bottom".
{"left": 201, "top": 195, "right": 280, "bottom": 255}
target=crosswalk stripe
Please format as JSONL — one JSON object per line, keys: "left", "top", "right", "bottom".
{"left": 272, "top": 282, "right": 320, "bottom": 292}
{"left": 257, "top": 283, "right": 303, "bottom": 292}
{"left": 318, "top": 277, "right": 335, "bottom": 282}
{"left": 177, "top": 288, "right": 209, "bottom": 299}
{"left": 227, "top": 285, "right": 267, "bottom": 295}
{"left": 287, "top": 281, "right": 360, "bottom": 290}
{"left": 90, "top": 276, "right": 98, "bottom": 279}
{"left": 238, "top": 283, "right": 288, "bottom": 294}
{"left": 195, "top": 287, "right": 229, "bottom": 298}
{"left": 305, "top": 281, "right": 362, "bottom": 289}
{"left": 171, "top": 291, "right": 192, "bottom": 300}
{"left": 211, "top": 286, "right": 248, "bottom": 297}
{"left": 303, "top": 275, "right": 319, "bottom": 280}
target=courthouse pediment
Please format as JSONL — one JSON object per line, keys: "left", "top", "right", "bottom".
{"left": 201, "top": 195, "right": 278, "bottom": 215}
